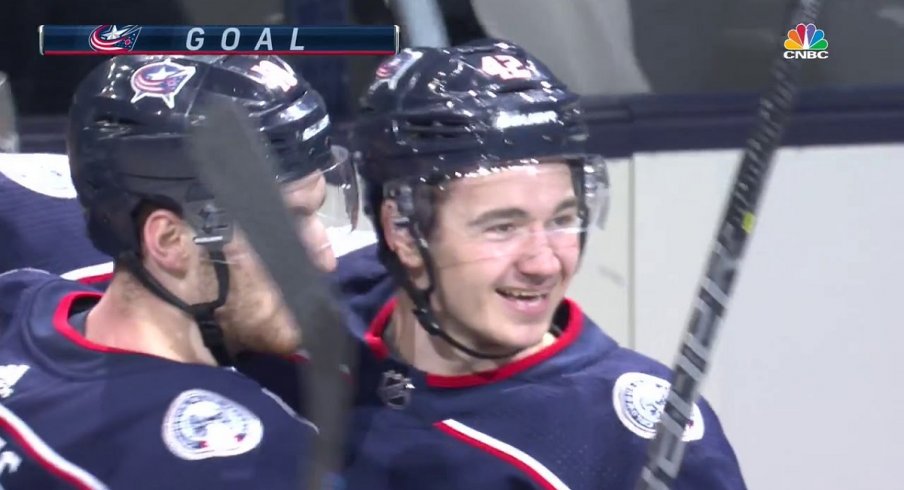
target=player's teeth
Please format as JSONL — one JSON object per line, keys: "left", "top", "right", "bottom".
{"left": 499, "top": 289, "right": 541, "bottom": 299}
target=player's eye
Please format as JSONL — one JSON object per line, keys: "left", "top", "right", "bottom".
{"left": 483, "top": 222, "right": 518, "bottom": 240}
{"left": 549, "top": 213, "right": 580, "bottom": 230}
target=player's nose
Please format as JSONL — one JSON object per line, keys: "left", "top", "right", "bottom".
{"left": 514, "top": 233, "right": 561, "bottom": 278}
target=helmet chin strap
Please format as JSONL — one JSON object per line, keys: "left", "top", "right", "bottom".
{"left": 390, "top": 184, "right": 526, "bottom": 361}
{"left": 121, "top": 249, "right": 233, "bottom": 366}
{"left": 404, "top": 237, "right": 525, "bottom": 361}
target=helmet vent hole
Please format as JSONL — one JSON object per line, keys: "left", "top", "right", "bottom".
{"left": 403, "top": 116, "right": 470, "bottom": 140}
{"left": 492, "top": 80, "right": 544, "bottom": 94}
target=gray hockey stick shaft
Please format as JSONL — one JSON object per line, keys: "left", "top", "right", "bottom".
{"left": 635, "top": 1, "right": 824, "bottom": 488}
{"left": 188, "top": 97, "right": 353, "bottom": 490}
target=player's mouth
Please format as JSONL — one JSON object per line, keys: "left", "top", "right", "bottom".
{"left": 495, "top": 287, "right": 551, "bottom": 316}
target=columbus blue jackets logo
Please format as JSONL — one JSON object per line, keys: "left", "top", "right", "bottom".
{"left": 88, "top": 25, "right": 141, "bottom": 53}
{"left": 162, "top": 389, "right": 263, "bottom": 460}
{"left": 130, "top": 60, "right": 197, "bottom": 109}
{"left": 369, "top": 49, "right": 424, "bottom": 93}
{"left": 612, "top": 372, "right": 705, "bottom": 442}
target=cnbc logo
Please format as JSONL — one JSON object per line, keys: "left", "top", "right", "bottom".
{"left": 783, "top": 23, "right": 829, "bottom": 60}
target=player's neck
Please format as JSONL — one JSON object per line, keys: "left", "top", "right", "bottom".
{"left": 389, "top": 293, "right": 555, "bottom": 377}
{"left": 84, "top": 273, "right": 218, "bottom": 366}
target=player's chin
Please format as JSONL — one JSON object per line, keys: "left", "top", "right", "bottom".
{"left": 484, "top": 316, "right": 552, "bottom": 353}
{"left": 490, "top": 300, "right": 561, "bottom": 349}
{"left": 313, "top": 244, "right": 337, "bottom": 273}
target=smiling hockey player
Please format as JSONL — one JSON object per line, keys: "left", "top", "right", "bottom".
{"left": 334, "top": 40, "right": 748, "bottom": 489}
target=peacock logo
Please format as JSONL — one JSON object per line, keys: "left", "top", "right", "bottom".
{"left": 783, "top": 23, "right": 829, "bottom": 60}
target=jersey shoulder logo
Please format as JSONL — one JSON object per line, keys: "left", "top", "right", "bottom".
{"left": 612, "top": 372, "right": 705, "bottom": 442}
{"left": 0, "top": 155, "right": 77, "bottom": 198}
{"left": 162, "top": 389, "right": 263, "bottom": 460}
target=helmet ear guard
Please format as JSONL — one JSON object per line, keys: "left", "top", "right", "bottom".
{"left": 182, "top": 200, "right": 235, "bottom": 248}
{"left": 573, "top": 154, "right": 611, "bottom": 233}
{"left": 383, "top": 181, "right": 416, "bottom": 225}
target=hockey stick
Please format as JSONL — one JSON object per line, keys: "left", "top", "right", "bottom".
{"left": 635, "top": 1, "right": 824, "bottom": 488}
{"left": 188, "top": 97, "right": 353, "bottom": 490}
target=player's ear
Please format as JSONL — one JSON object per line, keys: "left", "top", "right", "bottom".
{"left": 381, "top": 199, "right": 424, "bottom": 270}
{"left": 140, "top": 208, "right": 193, "bottom": 276}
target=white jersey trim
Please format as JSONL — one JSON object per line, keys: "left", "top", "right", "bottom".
{"left": 0, "top": 403, "right": 109, "bottom": 490}
{"left": 436, "top": 419, "right": 571, "bottom": 490}
{"left": 60, "top": 262, "right": 114, "bottom": 282}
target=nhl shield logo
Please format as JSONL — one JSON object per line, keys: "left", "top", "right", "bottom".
{"left": 162, "top": 389, "right": 263, "bottom": 460}
{"left": 378, "top": 370, "right": 414, "bottom": 409}
{"left": 130, "top": 60, "right": 197, "bottom": 109}
{"left": 612, "top": 372, "right": 705, "bottom": 442}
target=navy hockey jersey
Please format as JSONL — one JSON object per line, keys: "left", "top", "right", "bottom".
{"left": 0, "top": 153, "right": 112, "bottom": 282}
{"left": 332, "top": 245, "right": 747, "bottom": 490}
{"left": 0, "top": 269, "right": 317, "bottom": 489}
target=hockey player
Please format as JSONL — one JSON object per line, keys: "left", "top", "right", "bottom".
{"left": 0, "top": 55, "right": 359, "bottom": 489}
{"left": 334, "top": 41, "right": 748, "bottom": 489}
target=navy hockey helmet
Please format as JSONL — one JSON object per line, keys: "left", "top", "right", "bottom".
{"left": 351, "top": 40, "right": 608, "bottom": 359}
{"left": 69, "top": 54, "right": 356, "bottom": 258}
{"left": 67, "top": 55, "right": 357, "bottom": 364}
